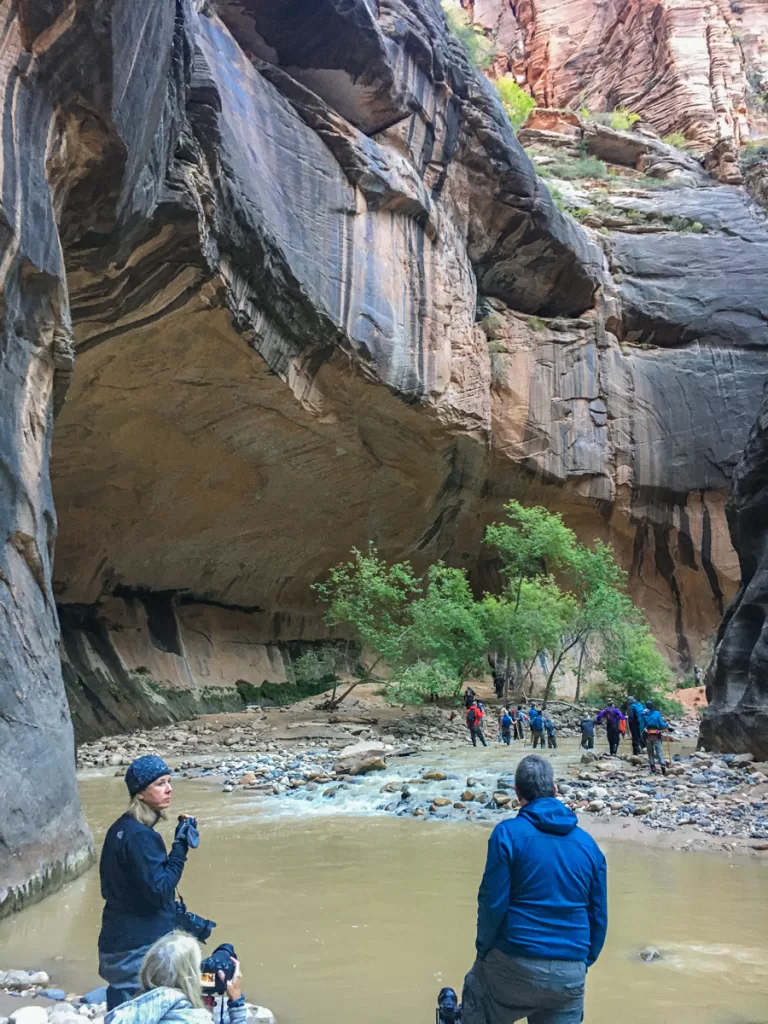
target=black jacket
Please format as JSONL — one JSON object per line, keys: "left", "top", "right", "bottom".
{"left": 99, "top": 813, "right": 187, "bottom": 954}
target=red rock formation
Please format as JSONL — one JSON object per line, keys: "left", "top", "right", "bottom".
{"left": 457, "top": 0, "right": 768, "bottom": 158}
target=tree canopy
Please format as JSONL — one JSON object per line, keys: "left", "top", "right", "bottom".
{"left": 313, "top": 502, "right": 676, "bottom": 709}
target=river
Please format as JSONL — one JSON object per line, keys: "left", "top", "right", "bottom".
{"left": 2, "top": 743, "right": 767, "bottom": 1024}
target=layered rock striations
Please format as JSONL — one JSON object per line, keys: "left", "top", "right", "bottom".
{"left": 465, "top": 0, "right": 768, "bottom": 164}
{"left": 2, "top": 0, "right": 768, "bottom": 905}
{"left": 700, "top": 383, "right": 768, "bottom": 760}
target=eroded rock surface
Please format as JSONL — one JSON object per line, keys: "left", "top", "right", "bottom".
{"left": 458, "top": 0, "right": 768, "bottom": 169}
{"left": 701, "top": 383, "right": 768, "bottom": 760}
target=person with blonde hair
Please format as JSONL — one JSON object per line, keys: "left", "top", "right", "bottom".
{"left": 104, "top": 932, "right": 246, "bottom": 1024}
{"left": 99, "top": 756, "right": 215, "bottom": 1010}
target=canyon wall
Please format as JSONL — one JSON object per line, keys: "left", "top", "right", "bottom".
{"left": 2, "top": 0, "right": 768, "bottom": 906}
{"left": 700, "top": 382, "right": 768, "bottom": 759}
{"left": 469, "top": 0, "right": 768, "bottom": 156}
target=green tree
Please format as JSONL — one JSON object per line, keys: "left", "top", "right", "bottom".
{"left": 313, "top": 546, "right": 419, "bottom": 707}
{"left": 406, "top": 564, "right": 487, "bottom": 681}
{"left": 598, "top": 621, "right": 675, "bottom": 708}
{"left": 315, "top": 550, "right": 486, "bottom": 706}
{"left": 483, "top": 502, "right": 580, "bottom": 698}
{"left": 495, "top": 78, "right": 536, "bottom": 129}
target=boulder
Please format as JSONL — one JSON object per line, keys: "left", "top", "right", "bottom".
{"left": 581, "top": 751, "right": 600, "bottom": 764}
{"left": 349, "top": 757, "right": 387, "bottom": 776}
{"left": 422, "top": 770, "right": 449, "bottom": 781}
{"left": 0, "top": 971, "right": 50, "bottom": 990}
{"left": 731, "top": 753, "right": 755, "bottom": 766}
{"left": 432, "top": 797, "right": 453, "bottom": 807}
{"left": 239, "top": 772, "right": 257, "bottom": 785}
{"left": 493, "top": 792, "right": 512, "bottom": 807}
{"left": 461, "top": 790, "right": 476, "bottom": 802}
{"left": 333, "top": 742, "right": 394, "bottom": 774}
{"left": 9, "top": 1010, "right": 48, "bottom": 1024}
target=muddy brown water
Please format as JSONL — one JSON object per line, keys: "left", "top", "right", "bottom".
{"left": 2, "top": 744, "right": 768, "bottom": 1024}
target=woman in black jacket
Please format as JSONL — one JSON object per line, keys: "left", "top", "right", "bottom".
{"left": 99, "top": 756, "right": 214, "bottom": 1010}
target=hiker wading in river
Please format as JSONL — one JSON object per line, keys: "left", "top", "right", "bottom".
{"left": 462, "top": 755, "right": 607, "bottom": 1024}
{"left": 595, "top": 704, "right": 626, "bottom": 756}
{"left": 98, "top": 756, "right": 215, "bottom": 1010}
{"left": 644, "top": 701, "right": 672, "bottom": 775}
{"left": 467, "top": 701, "right": 488, "bottom": 747}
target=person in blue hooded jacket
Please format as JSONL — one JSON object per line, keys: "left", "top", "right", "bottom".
{"left": 462, "top": 754, "right": 607, "bottom": 1024}
{"left": 528, "top": 705, "right": 546, "bottom": 749}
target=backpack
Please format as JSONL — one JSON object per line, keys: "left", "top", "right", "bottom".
{"left": 501, "top": 714, "right": 512, "bottom": 729}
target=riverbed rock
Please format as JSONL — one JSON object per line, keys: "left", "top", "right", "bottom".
{"left": 431, "top": 797, "right": 453, "bottom": 808}
{"left": 9, "top": 1009, "right": 49, "bottom": 1024}
{"left": 349, "top": 757, "right": 387, "bottom": 776}
{"left": 0, "top": 972, "right": 50, "bottom": 990}
{"left": 239, "top": 773, "right": 257, "bottom": 786}
{"left": 639, "top": 947, "right": 664, "bottom": 962}
{"left": 333, "top": 742, "right": 394, "bottom": 774}
{"left": 422, "top": 771, "right": 449, "bottom": 781}
{"left": 461, "top": 790, "right": 476, "bottom": 802}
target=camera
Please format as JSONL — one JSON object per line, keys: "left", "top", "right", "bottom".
{"left": 436, "top": 987, "right": 461, "bottom": 1024}
{"left": 201, "top": 943, "right": 237, "bottom": 996}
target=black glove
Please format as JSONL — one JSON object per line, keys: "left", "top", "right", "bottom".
{"left": 175, "top": 895, "right": 216, "bottom": 943}
{"left": 174, "top": 816, "right": 200, "bottom": 849}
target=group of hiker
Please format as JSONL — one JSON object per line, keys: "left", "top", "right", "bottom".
{"left": 581, "top": 697, "right": 672, "bottom": 773}
{"left": 465, "top": 684, "right": 673, "bottom": 775}
{"left": 464, "top": 688, "right": 557, "bottom": 750}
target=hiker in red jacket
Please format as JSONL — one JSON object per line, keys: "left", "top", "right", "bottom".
{"left": 466, "top": 702, "right": 488, "bottom": 748}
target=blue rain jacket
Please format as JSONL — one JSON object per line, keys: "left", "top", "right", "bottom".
{"left": 476, "top": 797, "right": 607, "bottom": 966}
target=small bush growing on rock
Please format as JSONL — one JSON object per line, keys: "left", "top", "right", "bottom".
{"left": 546, "top": 156, "right": 608, "bottom": 180}
{"left": 610, "top": 107, "right": 641, "bottom": 131}
{"left": 495, "top": 78, "right": 536, "bottom": 129}
{"left": 663, "top": 131, "right": 688, "bottom": 149}
{"left": 579, "top": 107, "right": 640, "bottom": 131}
{"left": 740, "top": 141, "right": 768, "bottom": 171}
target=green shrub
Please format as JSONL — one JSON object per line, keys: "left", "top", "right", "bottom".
{"left": 495, "top": 77, "right": 536, "bottom": 129}
{"left": 663, "top": 131, "right": 688, "bottom": 149}
{"left": 442, "top": 4, "right": 496, "bottom": 69}
{"left": 610, "top": 107, "right": 641, "bottom": 131}
{"left": 580, "top": 106, "right": 640, "bottom": 131}
{"left": 740, "top": 141, "right": 768, "bottom": 171}
{"left": 546, "top": 156, "right": 608, "bottom": 180}
{"left": 548, "top": 184, "right": 567, "bottom": 211}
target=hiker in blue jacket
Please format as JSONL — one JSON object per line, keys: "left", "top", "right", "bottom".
{"left": 626, "top": 695, "right": 646, "bottom": 755}
{"left": 462, "top": 755, "right": 607, "bottom": 1024}
{"left": 644, "top": 701, "right": 671, "bottom": 775}
{"left": 529, "top": 705, "right": 546, "bottom": 749}
{"left": 98, "top": 756, "right": 215, "bottom": 1010}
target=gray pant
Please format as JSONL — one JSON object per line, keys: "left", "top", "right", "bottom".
{"left": 462, "top": 949, "right": 586, "bottom": 1024}
{"left": 646, "top": 735, "right": 665, "bottom": 768}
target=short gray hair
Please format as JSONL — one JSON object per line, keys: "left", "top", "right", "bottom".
{"left": 515, "top": 755, "right": 555, "bottom": 802}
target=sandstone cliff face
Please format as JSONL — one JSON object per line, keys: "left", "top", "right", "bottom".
{"left": 700, "top": 383, "right": 768, "bottom": 760}
{"left": 2, "top": 0, "right": 768, "bottom": 905}
{"left": 466, "top": 0, "right": 768, "bottom": 164}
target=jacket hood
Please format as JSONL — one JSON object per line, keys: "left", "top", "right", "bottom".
{"left": 105, "top": 988, "right": 206, "bottom": 1024}
{"left": 518, "top": 797, "right": 578, "bottom": 835}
